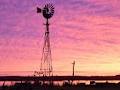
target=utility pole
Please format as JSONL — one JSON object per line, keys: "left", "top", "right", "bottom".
{"left": 72, "top": 61, "right": 75, "bottom": 76}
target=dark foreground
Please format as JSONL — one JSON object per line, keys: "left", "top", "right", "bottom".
{"left": 1, "top": 82, "right": 120, "bottom": 90}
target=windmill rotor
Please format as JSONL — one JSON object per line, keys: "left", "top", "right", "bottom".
{"left": 42, "top": 4, "right": 54, "bottom": 19}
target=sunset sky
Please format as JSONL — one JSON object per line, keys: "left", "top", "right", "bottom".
{"left": 0, "top": 0, "right": 120, "bottom": 76}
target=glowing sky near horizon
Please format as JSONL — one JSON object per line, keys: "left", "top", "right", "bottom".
{"left": 0, "top": 0, "right": 120, "bottom": 76}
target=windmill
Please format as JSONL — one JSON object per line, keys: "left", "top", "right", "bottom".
{"left": 35, "top": 4, "right": 54, "bottom": 76}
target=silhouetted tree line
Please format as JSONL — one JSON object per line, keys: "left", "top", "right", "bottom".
{"left": 1, "top": 81, "right": 120, "bottom": 90}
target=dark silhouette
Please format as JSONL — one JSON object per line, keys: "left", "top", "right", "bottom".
{"left": 1, "top": 80, "right": 120, "bottom": 90}
{"left": 35, "top": 4, "right": 55, "bottom": 76}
